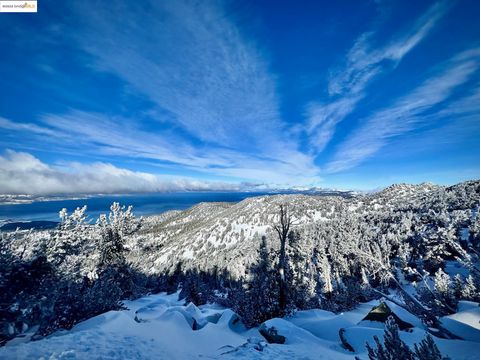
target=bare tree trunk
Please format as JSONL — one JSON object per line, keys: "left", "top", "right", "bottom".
{"left": 274, "top": 205, "right": 292, "bottom": 312}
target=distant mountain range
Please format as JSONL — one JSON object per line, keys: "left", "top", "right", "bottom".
{"left": 0, "top": 188, "right": 358, "bottom": 205}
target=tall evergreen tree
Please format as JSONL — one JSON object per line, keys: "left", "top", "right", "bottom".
{"left": 95, "top": 203, "right": 142, "bottom": 300}
{"left": 231, "top": 236, "right": 280, "bottom": 327}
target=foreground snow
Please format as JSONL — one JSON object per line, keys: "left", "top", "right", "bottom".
{"left": 1, "top": 293, "right": 479, "bottom": 360}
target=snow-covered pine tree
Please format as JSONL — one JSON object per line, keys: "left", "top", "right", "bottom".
{"left": 469, "top": 213, "right": 480, "bottom": 250}
{"left": 180, "top": 271, "right": 203, "bottom": 305}
{"left": 47, "top": 206, "right": 88, "bottom": 266}
{"left": 231, "top": 236, "right": 280, "bottom": 327}
{"left": 96, "top": 203, "right": 141, "bottom": 269}
{"left": 178, "top": 269, "right": 216, "bottom": 306}
{"left": 413, "top": 334, "right": 450, "bottom": 360}
{"left": 284, "top": 229, "right": 312, "bottom": 310}
{"left": 94, "top": 203, "right": 143, "bottom": 302}
{"left": 366, "top": 317, "right": 450, "bottom": 360}
{"left": 460, "top": 275, "right": 478, "bottom": 301}
{"left": 433, "top": 268, "right": 457, "bottom": 313}
{"left": 366, "top": 316, "right": 415, "bottom": 360}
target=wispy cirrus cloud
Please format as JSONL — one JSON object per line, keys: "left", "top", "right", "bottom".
{"left": 327, "top": 1, "right": 450, "bottom": 96}
{"left": 0, "top": 0, "right": 321, "bottom": 189}
{"left": 0, "top": 117, "right": 58, "bottom": 137}
{"left": 327, "top": 48, "right": 480, "bottom": 172}
{"left": 40, "top": 111, "right": 214, "bottom": 168}
{"left": 0, "top": 110, "right": 319, "bottom": 186}
{"left": 71, "top": 0, "right": 296, "bottom": 160}
{"left": 2, "top": 0, "right": 476, "bottom": 193}
{"left": 435, "top": 82, "right": 480, "bottom": 118}
{"left": 307, "top": 0, "right": 450, "bottom": 153}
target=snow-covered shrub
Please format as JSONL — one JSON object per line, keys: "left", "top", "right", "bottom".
{"left": 366, "top": 316, "right": 449, "bottom": 360}
{"left": 323, "top": 277, "right": 375, "bottom": 312}
{"left": 366, "top": 316, "right": 415, "bottom": 360}
{"left": 414, "top": 334, "right": 450, "bottom": 360}
{"left": 0, "top": 243, "right": 57, "bottom": 343}
{"left": 460, "top": 275, "right": 478, "bottom": 300}
{"left": 417, "top": 268, "right": 457, "bottom": 316}
{"left": 433, "top": 269, "right": 457, "bottom": 313}
{"left": 0, "top": 203, "right": 146, "bottom": 342}
{"left": 469, "top": 214, "right": 480, "bottom": 250}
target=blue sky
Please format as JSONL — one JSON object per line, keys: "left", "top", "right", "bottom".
{"left": 0, "top": 0, "right": 479, "bottom": 194}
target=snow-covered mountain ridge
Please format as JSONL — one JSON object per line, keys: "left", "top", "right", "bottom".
{"left": 128, "top": 180, "right": 480, "bottom": 278}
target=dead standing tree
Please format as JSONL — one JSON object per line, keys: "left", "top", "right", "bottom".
{"left": 273, "top": 204, "right": 296, "bottom": 312}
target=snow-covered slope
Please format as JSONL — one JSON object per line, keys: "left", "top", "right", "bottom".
{"left": 2, "top": 293, "right": 478, "bottom": 360}
{"left": 131, "top": 194, "right": 345, "bottom": 277}
{"left": 127, "top": 180, "right": 480, "bottom": 277}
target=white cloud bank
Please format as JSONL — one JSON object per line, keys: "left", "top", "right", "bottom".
{"left": 0, "top": 150, "right": 247, "bottom": 196}
{"left": 0, "top": 110, "right": 320, "bottom": 186}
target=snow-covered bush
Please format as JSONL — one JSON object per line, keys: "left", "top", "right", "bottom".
{"left": 366, "top": 316, "right": 449, "bottom": 360}
{"left": 0, "top": 242, "right": 57, "bottom": 343}
{"left": 0, "top": 203, "right": 145, "bottom": 342}
{"left": 414, "top": 334, "right": 450, "bottom": 360}
{"left": 366, "top": 316, "right": 415, "bottom": 360}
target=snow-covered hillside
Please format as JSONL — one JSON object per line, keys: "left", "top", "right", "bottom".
{"left": 131, "top": 194, "right": 344, "bottom": 277}
{"left": 1, "top": 179, "right": 480, "bottom": 358}
{"left": 1, "top": 292, "right": 478, "bottom": 360}
{"left": 128, "top": 180, "right": 480, "bottom": 278}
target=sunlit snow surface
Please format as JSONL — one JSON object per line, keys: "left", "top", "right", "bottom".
{"left": 1, "top": 293, "right": 479, "bottom": 360}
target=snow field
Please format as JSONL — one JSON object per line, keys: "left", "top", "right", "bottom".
{"left": 2, "top": 293, "right": 479, "bottom": 360}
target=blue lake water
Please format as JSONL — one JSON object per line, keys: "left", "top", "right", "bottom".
{"left": 0, "top": 192, "right": 273, "bottom": 223}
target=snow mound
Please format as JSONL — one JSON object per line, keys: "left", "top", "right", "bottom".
{"left": 1, "top": 294, "right": 479, "bottom": 360}
{"left": 288, "top": 300, "right": 379, "bottom": 341}
{"left": 440, "top": 303, "right": 480, "bottom": 342}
